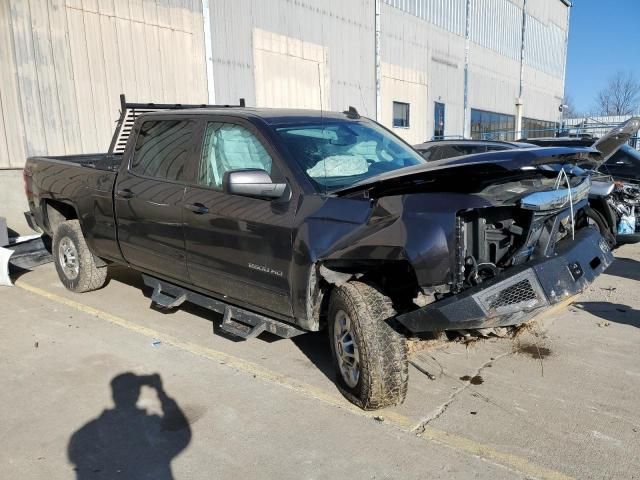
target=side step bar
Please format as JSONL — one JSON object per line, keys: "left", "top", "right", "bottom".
{"left": 143, "top": 274, "right": 305, "bottom": 340}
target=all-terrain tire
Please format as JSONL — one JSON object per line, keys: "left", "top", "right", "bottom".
{"left": 328, "top": 281, "right": 408, "bottom": 410}
{"left": 585, "top": 206, "right": 616, "bottom": 250}
{"left": 53, "top": 220, "right": 108, "bottom": 293}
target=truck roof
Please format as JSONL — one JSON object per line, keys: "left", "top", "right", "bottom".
{"left": 137, "top": 107, "right": 359, "bottom": 126}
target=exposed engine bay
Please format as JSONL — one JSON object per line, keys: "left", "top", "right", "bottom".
{"left": 453, "top": 174, "right": 592, "bottom": 294}
{"left": 608, "top": 182, "right": 640, "bottom": 234}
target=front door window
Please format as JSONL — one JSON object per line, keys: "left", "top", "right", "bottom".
{"left": 198, "top": 122, "right": 273, "bottom": 190}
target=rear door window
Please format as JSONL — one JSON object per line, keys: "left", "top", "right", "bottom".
{"left": 131, "top": 120, "right": 196, "bottom": 181}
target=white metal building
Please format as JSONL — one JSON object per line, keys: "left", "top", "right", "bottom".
{"left": 0, "top": 0, "right": 570, "bottom": 233}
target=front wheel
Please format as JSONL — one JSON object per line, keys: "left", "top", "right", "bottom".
{"left": 585, "top": 206, "right": 616, "bottom": 250}
{"left": 328, "top": 281, "right": 408, "bottom": 410}
{"left": 53, "top": 220, "right": 108, "bottom": 293}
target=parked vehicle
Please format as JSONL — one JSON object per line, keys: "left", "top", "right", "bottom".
{"left": 524, "top": 138, "right": 640, "bottom": 183}
{"left": 414, "top": 118, "right": 640, "bottom": 246}
{"left": 24, "top": 97, "right": 613, "bottom": 409}
{"left": 413, "top": 139, "right": 536, "bottom": 161}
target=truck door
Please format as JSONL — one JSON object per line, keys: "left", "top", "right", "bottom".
{"left": 115, "top": 118, "right": 198, "bottom": 282}
{"left": 183, "top": 119, "right": 296, "bottom": 318}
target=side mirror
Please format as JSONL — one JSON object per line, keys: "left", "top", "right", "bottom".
{"left": 223, "top": 169, "right": 287, "bottom": 199}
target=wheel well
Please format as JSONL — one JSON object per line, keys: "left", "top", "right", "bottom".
{"left": 589, "top": 198, "right": 616, "bottom": 234}
{"left": 44, "top": 200, "right": 78, "bottom": 233}
{"left": 316, "top": 260, "right": 420, "bottom": 329}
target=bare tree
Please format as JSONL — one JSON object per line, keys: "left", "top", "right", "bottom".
{"left": 595, "top": 71, "right": 640, "bottom": 116}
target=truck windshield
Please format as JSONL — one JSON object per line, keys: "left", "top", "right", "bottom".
{"left": 275, "top": 120, "right": 426, "bottom": 191}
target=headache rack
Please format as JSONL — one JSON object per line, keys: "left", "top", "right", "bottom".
{"left": 107, "top": 93, "right": 246, "bottom": 155}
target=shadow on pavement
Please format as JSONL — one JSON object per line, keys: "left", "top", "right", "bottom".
{"left": 292, "top": 330, "right": 336, "bottom": 383}
{"left": 573, "top": 301, "right": 640, "bottom": 328}
{"left": 68, "top": 372, "right": 191, "bottom": 480}
{"left": 606, "top": 256, "right": 640, "bottom": 282}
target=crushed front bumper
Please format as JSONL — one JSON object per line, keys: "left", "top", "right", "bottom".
{"left": 396, "top": 228, "right": 614, "bottom": 332}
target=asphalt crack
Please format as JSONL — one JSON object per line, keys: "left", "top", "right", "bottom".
{"left": 412, "top": 351, "right": 512, "bottom": 434}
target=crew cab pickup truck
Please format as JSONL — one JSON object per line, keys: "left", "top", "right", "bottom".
{"left": 24, "top": 96, "right": 613, "bottom": 409}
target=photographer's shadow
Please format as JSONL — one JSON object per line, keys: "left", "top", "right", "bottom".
{"left": 68, "top": 373, "right": 191, "bottom": 479}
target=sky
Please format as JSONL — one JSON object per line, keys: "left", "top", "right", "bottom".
{"left": 565, "top": 0, "right": 640, "bottom": 114}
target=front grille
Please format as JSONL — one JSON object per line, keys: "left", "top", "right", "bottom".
{"left": 473, "top": 270, "right": 548, "bottom": 317}
{"left": 487, "top": 279, "right": 537, "bottom": 310}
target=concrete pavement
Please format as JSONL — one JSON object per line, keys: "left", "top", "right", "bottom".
{"left": 1, "top": 243, "right": 639, "bottom": 479}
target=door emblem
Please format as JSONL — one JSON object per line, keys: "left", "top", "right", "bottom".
{"left": 248, "top": 263, "right": 283, "bottom": 277}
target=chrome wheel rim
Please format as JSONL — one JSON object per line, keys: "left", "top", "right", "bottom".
{"left": 333, "top": 310, "right": 360, "bottom": 388}
{"left": 58, "top": 237, "right": 79, "bottom": 280}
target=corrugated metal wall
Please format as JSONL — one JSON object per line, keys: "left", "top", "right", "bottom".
{"left": 382, "top": 0, "right": 569, "bottom": 136}
{"left": 469, "top": 0, "right": 522, "bottom": 61}
{"left": 384, "top": 0, "right": 567, "bottom": 79}
{"left": 208, "top": 0, "right": 377, "bottom": 118}
{"left": 0, "top": 0, "right": 208, "bottom": 169}
{"left": 384, "top": 0, "right": 466, "bottom": 36}
{"left": 0, "top": 0, "right": 569, "bottom": 168}
{"left": 523, "top": 14, "right": 566, "bottom": 77}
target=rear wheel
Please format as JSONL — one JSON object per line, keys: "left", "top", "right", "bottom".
{"left": 53, "top": 220, "right": 108, "bottom": 292}
{"left": 328, "top": 281, "right": 408, "bottom": 410}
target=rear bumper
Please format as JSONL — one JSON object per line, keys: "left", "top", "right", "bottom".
{"left": 396, "top": 228, "right": 614, "bottom": 333}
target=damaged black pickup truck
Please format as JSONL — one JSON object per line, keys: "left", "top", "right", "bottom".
{"left": 24, "top": 98, "right": 613, "bottom": 409}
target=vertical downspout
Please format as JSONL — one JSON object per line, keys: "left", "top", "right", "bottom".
{"left": 559, "top": 2, "right": 572, "bottom": 130}
{"left": 202, "top": 0, "right": 216, "bottom": 104}
{"left": 375, "top": 0, "right": 382, "bottom": 122}
{"left": 462, "top": 0, "right": 471, "bottom": 138}
{"left": 515, "top": 0, "right": 527, "bottom": 138}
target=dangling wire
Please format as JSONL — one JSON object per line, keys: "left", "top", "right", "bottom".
{"left": 554, "top": 167, "right": 575, "bottom": 240}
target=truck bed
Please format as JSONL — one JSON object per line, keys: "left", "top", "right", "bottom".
{"left": 27, "top": 153, "right": 122, "bottom": 171}
{"left": 24, "top": 153, "right": 121, "bottom": 262}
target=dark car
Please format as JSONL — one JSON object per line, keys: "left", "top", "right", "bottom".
{"left": 23, "top": 97, "right": 613, "bottom": 409}
{"left": 525, "top": 138, "right": 640, "bottom": 183}
{"left": 413, "top": 139, "right": 537, "bottom": 161}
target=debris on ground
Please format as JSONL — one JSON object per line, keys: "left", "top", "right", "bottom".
{"left": 406, "top": 332, "right": 448, "bottom": 356}
{"left": 460, "top": 375, "right": 484, "bottom": 385}
{"left": 410, "top": 360, "right": 437, "bottom": 380}
{"left": 597, "top": 321, "right": 611, "bottom": 328}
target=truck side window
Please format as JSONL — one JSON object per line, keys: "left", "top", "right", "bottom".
{"left": 131, "top": 120, "right": 196, "bottom": 181}
{"left": 198, "top": 122, "right": 273, "bottom": 190}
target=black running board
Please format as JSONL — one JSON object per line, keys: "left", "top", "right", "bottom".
{"left": 142, "top": 274, "right": 305, "bottom": 340}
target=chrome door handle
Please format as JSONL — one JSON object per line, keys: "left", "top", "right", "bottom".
{"left": 117, "top": 189, "right": 135, "bottom": 199}
{"left": 184, "top": 203, "right": 209, "bottom": 214}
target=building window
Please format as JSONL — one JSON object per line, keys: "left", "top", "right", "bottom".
{"left": 393, "top": 102, "right": 410, "bottom": 128}
{"left": 434, "top": 102, "right": 445, "bottom": 138}
{"left": 470, "top": 108, "right": 515, "bottom": 141}
{"left": 522, "top": 118, "right": 557, "bottom": 139}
